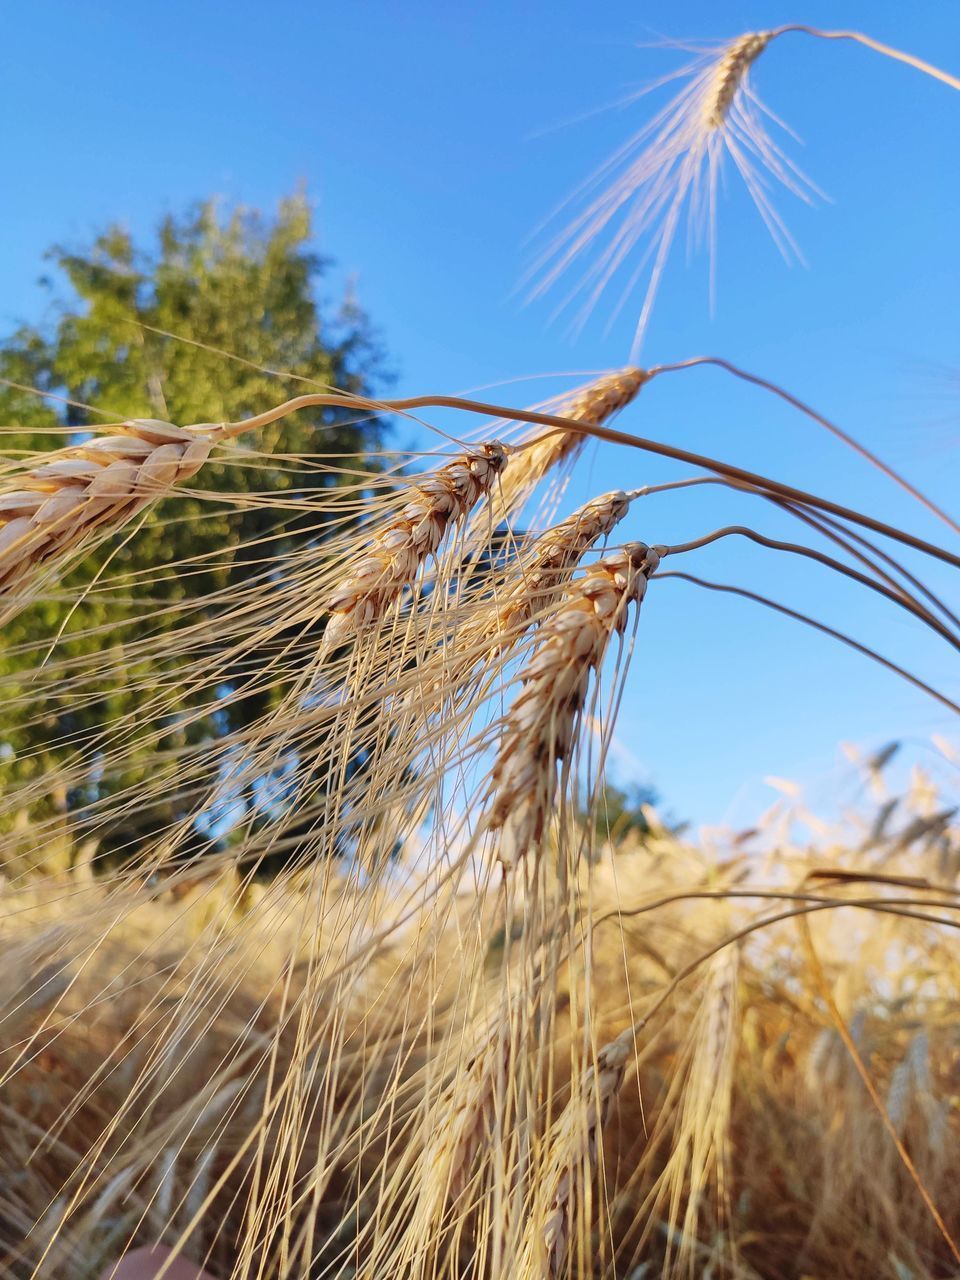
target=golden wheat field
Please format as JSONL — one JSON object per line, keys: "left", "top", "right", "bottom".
{"left": 1, "top": 13, "right": 959, "bottom": 1280}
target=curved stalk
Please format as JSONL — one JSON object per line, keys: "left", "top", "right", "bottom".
{"left": 649, "top": 355, "right": 960, "bottom": 535}
{"left": 775, "top": 25, "right": 960, "bottom": 94}
{"left": 140, "top": 390, "right": 960, "bottom": 572}
{"left": 655, "top": 569, "right": 960, "bottom": 716}
{"left": 661, "top": 525, "right": 960, "bottom": 652}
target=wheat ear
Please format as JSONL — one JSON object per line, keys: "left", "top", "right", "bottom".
{"left": 497, "top": 368, "right": 648, "bottom": 516}
{"left": 703, "top": 32, "right": 773, "bottom": 127}
{"left": 323, "top": 441, "right": 508, "bottom": 647}
{"left": 0, "top": 419, "right": 212, "bottom": 596}
{"left": 537, "top": 1030, "right": 633, "bottom": 1279}
{"left": 423, "top": 1019, "right": 510, "bottom": 1209}
{"left": 498, "top": 490, "right": 632, "bottom": 634}
{"left": 489, "top": 542, "right": 660, "bottom": 868}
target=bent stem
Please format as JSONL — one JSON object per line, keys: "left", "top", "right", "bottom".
{"left": 655, "top": 569, "right": 960, "bottom": 717}
{"left": 648, "top": 356, "right": 960, "bottom": 536}
{"left": 776, "top": 25, "right": 960, "bottom": 94}
{"left": 660, "top": 525, "right": 960, "bottom": 652}
{"left": 146, "top": 389, "right": 960, "bottom": 572}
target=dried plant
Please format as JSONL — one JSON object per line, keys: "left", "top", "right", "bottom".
{"left": 492, "top": 366, "right": 649, "bottom": 519}
{"left": 0, "top": 419, "right": 213, "bottom": 615}
{"left": 2, "top": 778, "right": 960, "bottom": 1278}
{"left": 322, "top": 441, "right": 508, "bottom": 648}
{"left": 0, "top": 18, "right": 959, "bottom": 1280}
{"left": 497, "top": 488, "right": 631, "bottom": 632}
{"left": 528, "top": 26, "right": 960, "bottom": 355}
{"left": 489, "top": 542, "right": 661, "bottom": 868}
{"left": 531, "top": 1030, "right": 633, "bottom": 1279}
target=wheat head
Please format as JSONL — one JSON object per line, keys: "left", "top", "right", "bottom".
{"left": 490, "top": 542, "right": 660, "bottom": 867}
{"left": 323, "top": 441, "right": 507, "bottom": 647}
{"left": 537, "top": 1030, "right": 632, "bottom": 1279}
{"left": 495, "top": 368, "right": 648, "bottom": 517}
{"left": 498, "top": 489, "right": 632, "bottom": 634}
{"left": 423, "top": 1020, "right": 509, "bottom": 1211}
{"left": 0, "top": 419, "right": 212, "bottom": 599}
{"left": 704, "top": 32, "right": 773, "bottom": 127}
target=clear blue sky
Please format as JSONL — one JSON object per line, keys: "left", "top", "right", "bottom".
{"left": 2, "top": 2, "right": 958, "bottom": 828}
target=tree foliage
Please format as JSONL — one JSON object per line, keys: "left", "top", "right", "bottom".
{"left": 0, "top": 195, "right": 386, "bottom": 858}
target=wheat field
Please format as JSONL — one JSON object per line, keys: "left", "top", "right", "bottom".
{"left": 1, "top": 21, "right": 959, "bottom": 1280}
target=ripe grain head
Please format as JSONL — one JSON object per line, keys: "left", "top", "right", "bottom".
{"left": 323, "top": 441, "right": 508, "bottom": 648}
{"left": 703, "top": 32, "right": 773, "bottom": 128}
{"left": 490, "top": 541, "right": 661, "bottom": 868}
{"left": 0, "top": 418, "right": 213, "bottom": 613}
{"left": 536, "top": 1029, "right": 633, "bottom": 1279}
{"left": 494, "top": 489, "right": 632, "bottom": 638}
{"left": 495, "top": 368, "right": 648, "bottom": 519}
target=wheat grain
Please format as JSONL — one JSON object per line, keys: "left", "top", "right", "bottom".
{"left": 665, "top": 948, "right": 740, "bottom": 1275}
{"left": 887, "top": 1030, "right": 932, "bottom": 1135}
{"left": 490, "top": 542, "right": 660, "bottom": 867}
{"left": 886, "top": 1057, "right": 913, "bottom": 1135}
{"left": 322, "top": 441, "right": 507, "bottom": 647}
{"left": 445, "top": 1042, "right": 502, "bottom": 1204}
{"left": 404, "top": 489, "right": 633, "bottom": 714}
{"left": 420, "top": 1020, "right": 510, "bottom": 1211}
{"left": 703, "top": 33, "right": 773, "bottom": 128}
{"left": 526, "top": 29, "right": 815, "bottom": 357}
{"left": 0, "top": 419, "right": 212, "bottom": 598}
{"left": 497, "top": 369, "right": 648, "bottom": 517}
{"left": 498, "top": 489, "right": 632, "bottom": 634}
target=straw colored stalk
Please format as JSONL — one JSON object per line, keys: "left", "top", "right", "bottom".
{"left": 322, "top": 441, "right": 508, "bottom": 648}
{"left": 534, "top": 1029, "right": 633, "bottom": 1280}
{"left": 489, "top": 542, "right": 660, "bottom": 868}
{"left": 495, "top": 368, "right": 648, "bottom": 517}
{"left": 0, "top": 419, "right": 212, "bottom": 596}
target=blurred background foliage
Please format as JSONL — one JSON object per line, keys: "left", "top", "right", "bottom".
{"left": 0, "top": 195, "right": 388, "bottom": 860}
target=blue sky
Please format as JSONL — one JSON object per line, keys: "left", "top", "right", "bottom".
{"left": 2, "top": 2, "right": 958, "bottom": 828}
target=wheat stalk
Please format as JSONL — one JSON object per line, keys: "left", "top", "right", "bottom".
{"left": 0, "top": 419, "right": 212, "bottom": 599}
{"left": 489, "top": 542, "right": 660, "bottom": 867}
{"left": 322, "top": 441, "right": 507, "bottom": 647}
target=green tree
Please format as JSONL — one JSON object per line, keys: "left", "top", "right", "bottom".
{"left": 0, "top": 195, "right": 387, "bottom": 861}
{"left": 583, "top": 780, "right": 658, "bottom": 844}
